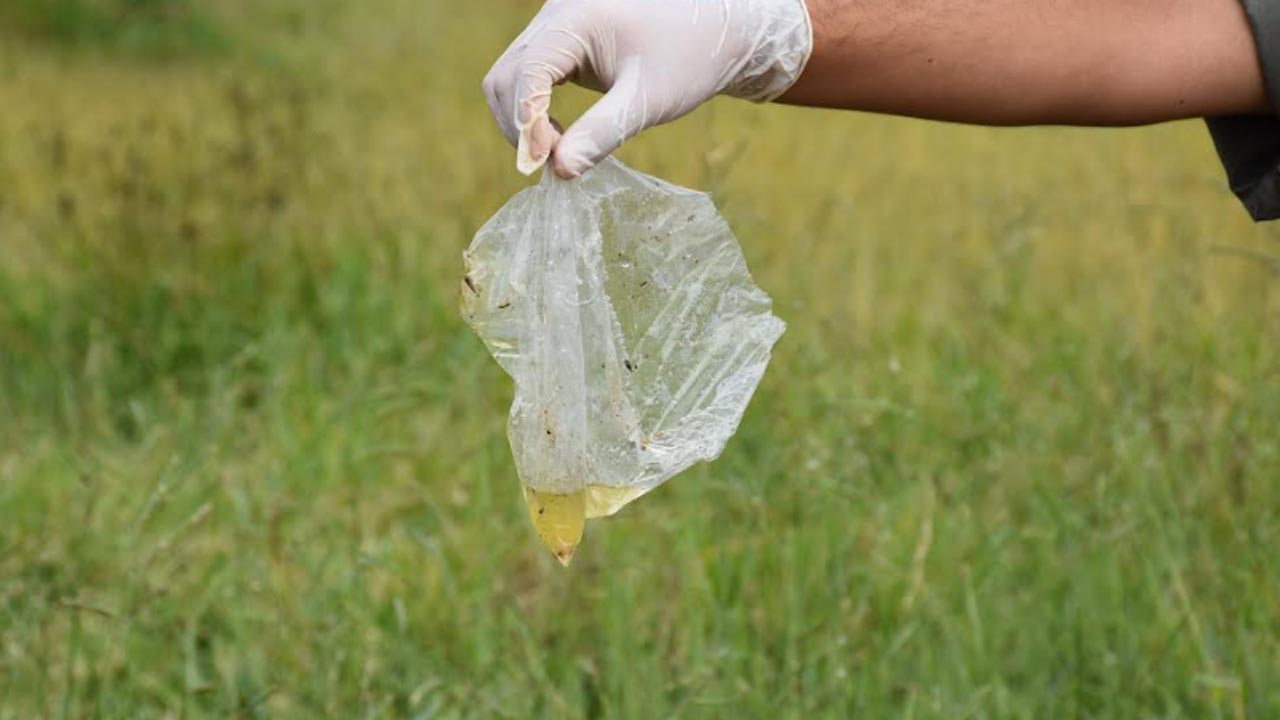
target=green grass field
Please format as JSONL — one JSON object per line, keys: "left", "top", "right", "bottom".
{"left": 2, "top": 1, "right": 1279, "bottom": 717}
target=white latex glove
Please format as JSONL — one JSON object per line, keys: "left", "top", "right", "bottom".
{"left": 483, "top": 0, "right": 813, "bottom": 178}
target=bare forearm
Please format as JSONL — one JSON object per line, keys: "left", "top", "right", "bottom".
{"left": 781, "top": 0, "right": 1270, "bottom": 125}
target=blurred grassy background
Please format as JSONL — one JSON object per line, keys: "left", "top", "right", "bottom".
{"left": 2, "top": 0, "right": 1279, "bottom": 717}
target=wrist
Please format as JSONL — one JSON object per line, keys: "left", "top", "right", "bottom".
{"left": 774, "top": 0, "right": 859, "bottom": 108}
{"left": 724, "top": 0, "right": 815, "bottom": 102}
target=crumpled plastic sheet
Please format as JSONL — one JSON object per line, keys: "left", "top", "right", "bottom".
{"left": 462, "top": 158, "right": 785, "bottom": 553}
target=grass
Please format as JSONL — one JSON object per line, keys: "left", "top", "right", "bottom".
{"left": 0, "top": 0, "right": 228, "bottom": 57}
{"left": 2, "top": 0, "right": 1280, "bottom": 717}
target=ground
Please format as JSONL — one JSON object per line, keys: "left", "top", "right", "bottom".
{"left": 1, "top": 1, "right": 1279, "bottom": 717}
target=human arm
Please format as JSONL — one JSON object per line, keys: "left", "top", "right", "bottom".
{"left": 783, "top": 0, "right": 1269, "bottom": 125}
{"left": 484, "top": 0, "right": 1272, "bottom": 178}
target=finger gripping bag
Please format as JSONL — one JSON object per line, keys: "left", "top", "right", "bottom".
{"left": 462, "top": 159, "right": 785, "bottom": 565}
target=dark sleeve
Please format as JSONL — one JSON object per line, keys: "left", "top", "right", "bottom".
{"left": 1206, "top": 0, "right": 1280, "bottom": 222}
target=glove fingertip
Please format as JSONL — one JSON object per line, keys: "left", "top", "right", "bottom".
{"left": 516, "top": 115, "right": 562, "bottom": 176}
{"left": 516, "top": 135, "right": 548, "bottom": 176}
{"left": 551, "top": 159, "right": 582, "bottom": 180}
{"left": 550, "top": 137, "right": 597, "bottom": 179}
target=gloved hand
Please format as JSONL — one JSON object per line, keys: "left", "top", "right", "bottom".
{"left": 484, "top": 0, "right": 813, "bottom": 178}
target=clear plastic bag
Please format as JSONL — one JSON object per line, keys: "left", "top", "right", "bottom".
{"left": 462, "top": 159, "right": 785, "bottom": 564}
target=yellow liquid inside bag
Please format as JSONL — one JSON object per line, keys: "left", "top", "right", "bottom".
{"left": 523, "top": 485, "right": 648, "bottom": 566}
{"left": 523, "top": 487, "right": 584, "bottom": 566}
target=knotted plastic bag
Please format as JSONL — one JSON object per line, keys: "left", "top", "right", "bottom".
{"left": 462, "top": 159, "right": 785, "bottom": 565}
